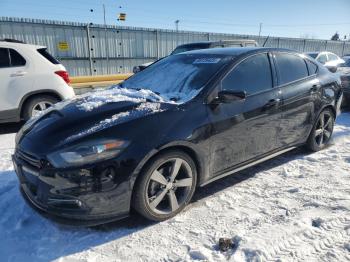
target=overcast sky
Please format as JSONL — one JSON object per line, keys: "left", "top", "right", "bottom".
{"left": 1, "top": 0, "right": 350, "bottom": 40}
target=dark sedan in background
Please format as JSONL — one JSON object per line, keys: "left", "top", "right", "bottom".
{"left": 338, "top": 56, "right": 350, "bottom": 107}
{"left": 13, "top": 47, "right": 342, "bottom": 225}
{"left": 133, "top": 39, "right": 258, "bottom": 73}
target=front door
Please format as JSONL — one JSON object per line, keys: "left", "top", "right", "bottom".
{"left": 208, "top": 52, "right": 282, "bottom": 177}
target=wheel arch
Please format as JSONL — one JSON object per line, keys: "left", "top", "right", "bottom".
{"left": 321, "top": 104, "right": 336, "bottom": 119}
{"left": 130, "top": 142, "right": 204, "bottom": 192}
{"left": 19, "top": 90, "right": 63, "bottom": 119}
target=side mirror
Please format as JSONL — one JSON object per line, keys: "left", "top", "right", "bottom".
{"left": 215, "top": 90, "right": 246, "bottom": 103}
{"left": 325, "top": 65, "right": 338, "bottom": 73}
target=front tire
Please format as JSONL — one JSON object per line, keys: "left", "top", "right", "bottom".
{"left": 306, "top": 108, "right": 335, "bottom": 152}
{"left": 132, "top": 150, "right": 197, "bottom": 221}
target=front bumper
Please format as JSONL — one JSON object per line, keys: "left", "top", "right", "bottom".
{"left": 13, "top": 150, "right": 133, "bottom": 226}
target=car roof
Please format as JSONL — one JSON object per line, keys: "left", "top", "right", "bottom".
{"left": 180, "top": 47, "right": 294, "bottom": 56}
{"left": 0, "top": 40, "right": 45, "bottom": 49}
{"left": 176, "top": 39, "right": 257, "bottom": 47}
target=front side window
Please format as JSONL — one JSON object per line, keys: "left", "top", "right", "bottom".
{"left": 9, "top": 49, "right": 26, "bottom": 67}
{"left": 0, "top": 48, "right": 10, "bottom": 68}
{"left": 121, "top": 54, "right": 231, "bottom": 103}
{"left": 222, "top": 53, "right": 273, "bottom": 95}
{"left": 275, "top": 53, "right": 309, "bottom": 85}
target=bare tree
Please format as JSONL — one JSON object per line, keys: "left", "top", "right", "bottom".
{"left": 331, "top": 32, "right": 340, "bottom": 41}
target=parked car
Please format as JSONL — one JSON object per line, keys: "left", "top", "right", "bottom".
{"left": 13, "top": 47, "right": 342, "bottom": 225}
{"left": 305, "top": 51, "right": 345, "bottom": 71}
{"left": 133, "top": 39, "right": 258, "bottom": 73}
{"left": 338, "top": 56, "right": 350, "bottom": 107}
{"left": 0, "top": 39, "right": 75, "bottom": 123}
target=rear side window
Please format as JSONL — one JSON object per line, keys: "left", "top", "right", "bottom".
{"left": 317, "top": 54, "right": 328, "bottom": 64}
{"left": 9, "top": 49, "right": 26, "bottom": 66}
{"left": 306, "top": 59, "right": 318, "bottom": 75}
{"left": 37, "top": 48, "right": 60, "bottom": 64}
{"left": 275, "top": 53, "right": 309, "bottom": 85}
{"left": 222, "top": 53, "right": 273, "bottom": 95}
{"left": 328, "top": 53, "right": 338, "bottom": 61}
{"left": 0, "top": 48, "right": 10, "bottom": 68}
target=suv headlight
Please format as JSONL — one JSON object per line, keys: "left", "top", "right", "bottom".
{"left": 47, "top": 139, "right": 129, "bottom": 168}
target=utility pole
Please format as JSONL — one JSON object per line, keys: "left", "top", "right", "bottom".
{"left": 258, "top": 23, "right": 263, "bottom": 37}
{"left": 175, "top": 20, "right": 180, "bottom": 32}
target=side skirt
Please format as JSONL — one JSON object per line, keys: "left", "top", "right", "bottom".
{"left": 200, "top": 146, "right": 297, "bottom": 187}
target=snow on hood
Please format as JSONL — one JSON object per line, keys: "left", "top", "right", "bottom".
{"left": 75, "top": 87, "right": 169, "bottom": 112}
{"left": 20, "top": 88, "right": 174, "bottom": 144}
{"left": 64, "top": 101, "right": 164, "bottom": 143}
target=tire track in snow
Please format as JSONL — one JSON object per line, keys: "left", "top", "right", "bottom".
{"left": 257, "top": 217, "right": 350, "bottom": 261}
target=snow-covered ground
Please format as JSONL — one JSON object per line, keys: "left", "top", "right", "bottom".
{"left": 1, "top": 113, "right": 350, "bottom": 262}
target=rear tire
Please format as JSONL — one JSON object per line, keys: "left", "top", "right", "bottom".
{"left": 306, "top": 108, "right": 335, "bottom": 152}
{"left": 132, "top": 150, "right": 197, "bottom": 221}
{"left": 22, "top": 95, "right": 59, "bottom": 121}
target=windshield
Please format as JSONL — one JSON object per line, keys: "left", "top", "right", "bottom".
{"left": 121, "top": 54, "right": 230, "bottom": 103}
{"left": 171, "top": 44, "right": 210, "bottom": 55}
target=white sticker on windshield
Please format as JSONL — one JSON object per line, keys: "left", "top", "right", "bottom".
{"left": 193, "top": 58, "right": 221, "bottom": 64}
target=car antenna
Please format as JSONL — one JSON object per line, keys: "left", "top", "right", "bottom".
{"left": 262, "top": 36, "right": 270, "bottom": 47}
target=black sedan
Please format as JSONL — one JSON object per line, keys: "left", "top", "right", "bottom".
{"left": 13, "top": 47, "right": 343, "bottom": 225}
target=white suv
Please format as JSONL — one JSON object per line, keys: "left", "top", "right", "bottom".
{"left": 0, "top": 39, "right": 75, "bottom": 123}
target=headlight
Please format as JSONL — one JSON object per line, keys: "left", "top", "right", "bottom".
{"left": 47, "top": 139, "right": 129, "bottom": 168}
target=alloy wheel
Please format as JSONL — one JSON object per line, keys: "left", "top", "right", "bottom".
{"left": 31, "top": 101, "right": 53, "bottom": 117}
{"left": 146, "top": 158, "right": 194, "bottom": 215}
{"left": 314, "top": 111, "right": 334, "bottom": 146}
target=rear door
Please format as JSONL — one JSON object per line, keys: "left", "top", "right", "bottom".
{"left": 208, "top": 52, "right": 282, "bottom": 176}
{"left": 273, "top": 52, "right": 319, "bottom": 147}
{"left": 0, "top": 47, "right": 33, "bottom": 116}
{"left": 0, "top": 48, "right": 12, "bottom": 113}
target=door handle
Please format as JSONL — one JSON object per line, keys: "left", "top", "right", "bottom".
{"left": 10, "top": 71, "right": 27, "bottom": 77}
{"left": 263, "top": 98, "right": 281, "bottom": 110}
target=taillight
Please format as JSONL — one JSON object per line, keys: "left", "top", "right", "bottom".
{"left": 55, "top": 70, "right": 70, "bottom": 84}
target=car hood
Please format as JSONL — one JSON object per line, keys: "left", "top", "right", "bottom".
{"left": 16, "top": 88, "right": 176, "bottom": 154}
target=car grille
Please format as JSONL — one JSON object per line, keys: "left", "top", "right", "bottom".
{"left": 16, "top": 149, "right": 42, "bottom": 169}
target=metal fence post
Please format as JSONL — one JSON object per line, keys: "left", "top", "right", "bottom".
{"left": 86, "top": 24, "right": 93, "bottom": 76}
{"left": 155, "top": 29, "right": 160, "bottom": 59}
{"left": 342, "top": 41, "right": 346, "bottom": 56}
{"left": 207, "top": 33, "right": 210, "bottom": 41}
{"left": 303, "top": 39, "right": 306, "bottom": 52}
{"left": 325, "top": 40, "right": 328, "bottom": 51}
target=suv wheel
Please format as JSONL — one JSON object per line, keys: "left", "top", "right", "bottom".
{"left": 307, "top": 108, "right": 335, "bottom": 151}
{"left": 132, "top": 150, "right": 197, "bottom": 221}
{"left": 23, "top": 95, "right": 59, "bottom": 121}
